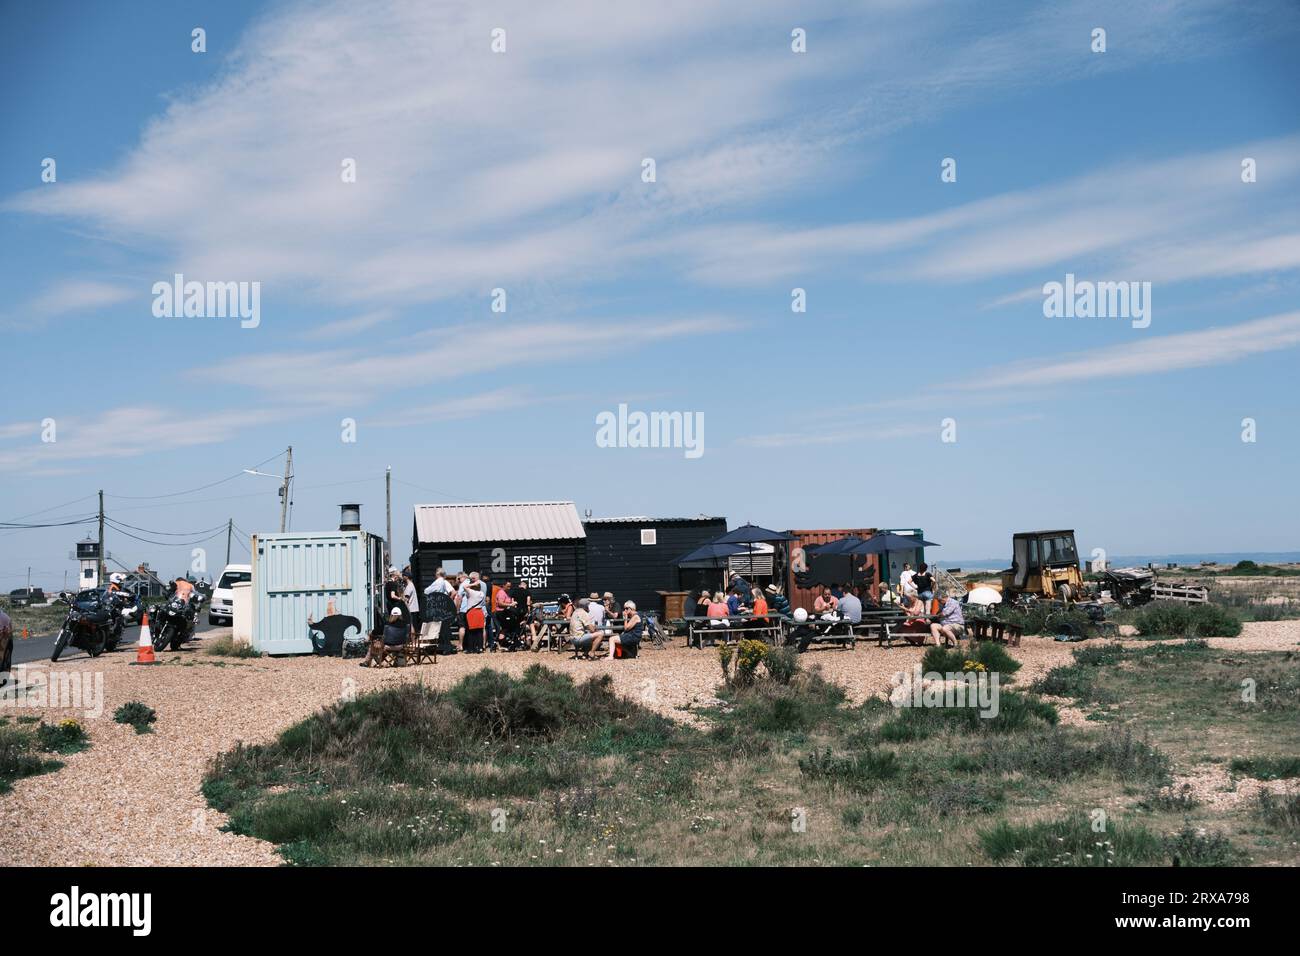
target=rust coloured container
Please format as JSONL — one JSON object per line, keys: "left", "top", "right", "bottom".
{"left": 786, "top": 528, "right": 880, "bottom": 611}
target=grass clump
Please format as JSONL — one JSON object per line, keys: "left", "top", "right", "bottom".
{"left": 1165, "top": 821, "right": 1246, "bottom": 866}
{"left": 799, "top": 746, "right": 899, "bottom": 791}
{"left": 954, "top": 727, "right": 1171, "bottom": 786}
{"left": 205, "top": 668, "right": 693, "bottom": 864}
{"left": 877, "top": 689, "right": 1057, "bottom": 742}
{"left": 1229, "top": 756, "right": 1300, "bottom": 780}
{"left": 37, "top": 718, "right": 89, "bottom": 754}
{"left": 204, "top": 635, "right": 262, "bottom": 658}
{"left": 0, "top": 721, "right": 81, "bottom": 793}
{"left": 1255, "top": 791, "right": 1300, "bottom": 837}
{"left": 1132, "top": 602, "right": 1242, "bottom": 638}
{"left": 921, "top": 641, "right": 1021, "bottom": 679}
{"left": 980, "top": 814, "right": 1163, "bottom": 866}
{"left": 114, "top": 701, "right": 157, "bottom": 734}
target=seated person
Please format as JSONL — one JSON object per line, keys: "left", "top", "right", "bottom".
{"left": 855, "top": 584, "right": 881, "bottom": 612}
{"left": 569, "top": 597, "right": 597, "bottom": 658}
{"left": 587, "top": 592, "right": 607, "bottom": 629}
{"left": 707, "top": 592, "right": 730, "bottom": 626}
{"left": 749, "top": 588, "right": 769, "bottom": 625}
{"left": 360, "top": 607, "right": 410, "bottom": 667}
{"left": 901, "top": 593, "right": 927, "bottom": 621}
{"left": 929, "top": 593, "right": 967, "bottom": 647}
{"left": 726, "top": 589, "right": 749, "bottom": 618}
{"left": 837, "top": 587, "right": 863, "bottom": 624}
{"left": 606, "top": 601, "right": 643, "bottom": 659}
{"left": 765, "top": 584, "right": 791, "bottom": 617}
{"left": 813, "top": 586, "right": 838, "bottom": 619}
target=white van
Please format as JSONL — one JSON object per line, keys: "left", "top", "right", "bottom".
{"left": 209, "top": 564, "right": 251, "bottom": 626}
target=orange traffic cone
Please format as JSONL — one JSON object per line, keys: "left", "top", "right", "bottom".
{"left": 133, "top": 612, "right": 157, "bottom": 665}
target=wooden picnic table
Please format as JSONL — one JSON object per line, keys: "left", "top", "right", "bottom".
{"left": 682, "top": 614, "right": 783, "bottom": 648}
{"left": 532, "top": 616, "right": 628, "bottom": 652}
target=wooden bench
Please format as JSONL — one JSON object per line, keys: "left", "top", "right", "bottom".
{"left": 684, "top": 616, "right": 783, "bottom": 648}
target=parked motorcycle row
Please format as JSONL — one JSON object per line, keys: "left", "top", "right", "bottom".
{"left": 50, "top": 587, "right": 204, "bottom": 662}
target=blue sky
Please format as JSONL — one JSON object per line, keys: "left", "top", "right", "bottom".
{"left": 2, "top": 0, "right": 1298, "bottom": 588}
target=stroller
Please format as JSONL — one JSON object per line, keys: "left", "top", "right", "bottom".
{"left": 494, "top": 603, "right": 528, "bottom": 651}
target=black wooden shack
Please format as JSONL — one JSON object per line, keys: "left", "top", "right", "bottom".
{"left": 582, "top": 516, "right": 727, "bottom": 614}
{"left": 410, "top": 501, "right": 587, "bottom": 606}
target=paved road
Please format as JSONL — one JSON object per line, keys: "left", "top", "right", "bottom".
{"left": 10, "top": 617, "right": 226, "bottom": 666}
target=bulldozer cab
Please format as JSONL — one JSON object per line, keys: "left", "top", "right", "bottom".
{"left": 1006, "top": 530, "right": 1083, "bottom": 598}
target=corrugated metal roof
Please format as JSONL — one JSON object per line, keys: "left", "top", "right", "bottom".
{"left": 584, "top": 516, "right": 725, "bottom": 525}
{"left": 414, "top": 501, "right": 586, "bottom": 544}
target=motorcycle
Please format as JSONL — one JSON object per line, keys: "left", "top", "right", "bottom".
{"left": 149, "top": 593, "right": 203, "bottom": 651}
{"left": 51, "top": 589, "right": 122, "bottom": 662}
{"left": 109, "top": 589, "right": 143, "bottom": 627}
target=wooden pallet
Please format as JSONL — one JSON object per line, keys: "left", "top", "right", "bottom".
{"left": 1150, "top": 583, "right": 1209, "bottom": 604}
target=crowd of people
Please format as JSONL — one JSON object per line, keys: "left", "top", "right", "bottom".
{"left": 361, "top": 564, "right": 647, "bottom": 665}
{"left": 359, "top": 559, "right": 967, "bottom": 666}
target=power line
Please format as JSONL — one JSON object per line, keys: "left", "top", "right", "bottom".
{"left": 0, "top": 494, "right": 98, "bottom": 524}
{"left": 392, "top": 477, "right": 476, "bottom": 503}
{"left": 103, "top": 521, "right": 229, "bottom": 548}
{"left": 0, "top": 515, "right": 97, "bottom": 529}
{"left": 106, "top": 518, "right": 231, "bottom": 538}
{"left": 103, "top": 450, "right": 287, "bottom": 500}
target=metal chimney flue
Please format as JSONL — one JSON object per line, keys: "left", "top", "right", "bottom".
{"left": 340, "top": 503, "right": 361, "bottom": 531}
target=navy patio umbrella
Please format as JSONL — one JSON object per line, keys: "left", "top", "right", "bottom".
{"left": 709, "top": 524, "right": 798, "bottom": 591}
{"left": 675, "top": 541, "right": 752, "bottom": 595}
{"left": 829, "top": 532, "right": 941, "bottom": 588}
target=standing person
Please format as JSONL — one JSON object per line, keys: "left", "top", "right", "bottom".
{"left": 422, "top": 567, "right": 455, "bottom": 653}
{"left": 481, "top": 573, "right": 499, "bottom": 652}
{"left": 913, "top": 563, "right": 935, "bottom": 601}
{"left": 402, "top": 568, "right": 420, "bottom": 640}
{"left": 455, "top": 572, "right": 472, "bottom": 647}
{"left": 899, "top": 563, "right": 917, "bottom": 599}
{"left": 462, "top": 582, "right": 487, "bottom": 653}
{"left": 514, "top": 580, "right": 532, "bottom": 618}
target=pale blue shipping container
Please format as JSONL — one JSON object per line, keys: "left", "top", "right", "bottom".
{"left": 251, "top": 530, "right": 385, "bottom": 654}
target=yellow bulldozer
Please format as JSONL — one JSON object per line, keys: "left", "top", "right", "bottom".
{"left": 1001, "top": 530, "right": 1085, "bottom": 602}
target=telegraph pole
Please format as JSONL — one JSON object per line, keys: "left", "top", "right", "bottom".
{"left": 97, "top": 489, "right": 105, "bottom": 587}
{"left": 278, "top": 446, "right": 293, "bottom": 533}
{"left": 385, "top": 465, "right": 392, "bottom": 567}
{"left": 226, "top": 518, "right": 233, "bottom": 566}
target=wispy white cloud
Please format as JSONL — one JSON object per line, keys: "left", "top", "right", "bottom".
{"left": 200, "top": 314, "right": 740, "bottom": 405}
{"left": 4, "top": 0, "right": 1264, "bottom": 314}
{"left": 677, "top": 136, "right": 1300, "bottom": 291}
{"left": 1, "top": 279, "right": 135, "bottom": 329}
{"left": 961, "top": 310, "right": 1300, "bottom": 390}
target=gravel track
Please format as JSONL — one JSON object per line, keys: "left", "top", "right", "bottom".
{"left": 2, "top": 621, "right": 1294, "bottom": 866}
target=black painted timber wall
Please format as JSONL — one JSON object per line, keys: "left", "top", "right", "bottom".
{"left": 582, "top": 518, "right": 727, "bottom": 614}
